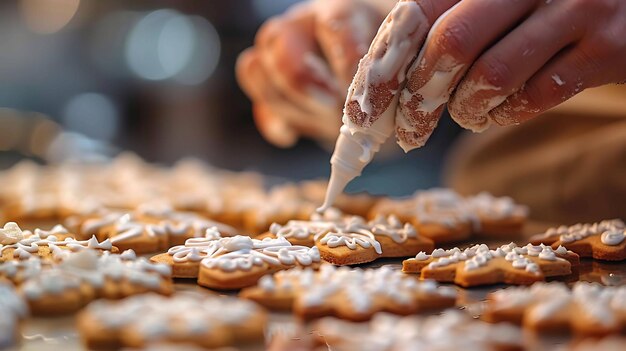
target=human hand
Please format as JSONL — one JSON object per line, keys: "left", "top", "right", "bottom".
{"left": 236, "top": 0, "right": 393, "bottom": 147}
{"left": 396, "top": 0, "right": 626, "bottom": 150}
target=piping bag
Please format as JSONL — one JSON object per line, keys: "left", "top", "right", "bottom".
{"left": 317, "top": 1, "right": 428, "bottom": 213}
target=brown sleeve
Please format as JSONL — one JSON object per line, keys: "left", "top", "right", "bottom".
{"left": 444, "top": 85, "right": 626, "bottom": 224}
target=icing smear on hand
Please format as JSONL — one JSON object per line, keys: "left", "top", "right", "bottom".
{"left": 318, "top": 1, "right": 430, "bottom": 213}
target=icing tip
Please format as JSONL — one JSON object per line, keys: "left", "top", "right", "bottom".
{"left": 316, "top": 205, "right": 328, "bottom": 214}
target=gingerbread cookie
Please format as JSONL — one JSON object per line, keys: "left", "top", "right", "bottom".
{"left": 0, "top": 282, "right": 28, "bottom": 349}
{"left": 313, "top": 214, "right": 434, "bottom": 265}
{"left": 298, "top": 180, "right": 378, "bottom": 217}
{"left": 198, "top": 235, "right": 321, "bottom": 290}
{"left": 77, "top": 292, "right": 267, "bottom": 350}
{"left": 402, "top": 243, "right": 579, "bottom": 287}
{"left": 369, "top": 189, "right": 476, "bottom": 243}
{"left": 262, "top": 209, "right": 344, "bottom": 247}
{"left": 150, "top": 226, "right": 226, "bottom": 278}
{"left": 240, "top": 265, "right": 456, "bottom": 321}
{"left": 369, "top": 189, "right": 528, "bottom": 243}
{"left": 0, "top": 222, "right": 116, "bottom": 262}
{"left": 483, "top": 282, "right": 626, "bottom": 337}
{"left": 5, "top": 249, "right": 172, "bottom": 316}
{"left": 67, "top": 205, "right": 237, "bottom": 254}
{"left": 135, "top": 203, "right": 238, "bottom": 246}
{"left": 241, "top": 184, "right": 316, "bottom": 234}
{"left": 312, "top": 311, "right": 523, "bottom": 351}
{"left": 530, "top": 219, "right": 626, "bottom": 261}
{"left": 465, "top": 192, "right": 528, "bottom": 237}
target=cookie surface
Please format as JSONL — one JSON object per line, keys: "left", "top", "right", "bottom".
{"left": 402, "top": 242, "right": 579, "bottom": 287}
{"left": 240, "top": 265, "right": 457, "bottom": 321}
{"left": 3, "top": 248, "right": 173, "bottom": 316}
{"left": 67, "top": 206, "right": 237, "bottom": 254}
{"left": 150, "top": 227, "right": 231, "bottom": 278}
{"left": 0, "top": 222, "right": 116, "bottom": 262}
{"left": 77, "top": 292, "right": 267, "bottom": 350}
{"left": 311, "top": 311, "right": 524, "bottom": 351}
{"left": 197, "top": 235, "right": 321, "bottom": 290}
{"left": 483, "top": 282, "right": 626, "bottom": 337}
{"left": 530, "top": 219, "right": 626, "bottom": 261}
{"left": 368, "top": 189, "right": 528, "bottom": 243}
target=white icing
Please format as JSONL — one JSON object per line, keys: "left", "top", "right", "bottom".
{"left": 315, "top": 310, "right": 522, "bottom": 350}
{"left": 533, "top": 219, "right": 625, "bottom": 245}
{"left": 85, "top": 292, "right": 260, "bottom": 338}
{"left": 257, "top": 265, "right": 455, "bottom": 314}
{"left": 0, "top": 227, "right": 113, "bottom": 259}
{"left": 600, "top": 229, "right": 626, "bottom": 246}
{"left": 465, "top": 192, "right": 529, "bottom": 220}
{"left": 200, "top": 236, "right": 319, "bottom": 272}
{"left": 414, "top": 242, "right": 565, "bottom": 275}
{"left": 551, "top": 74, "right": 565, "bottom": 86}
{"left": 414, "top": 189, "right": 479, "bottom": 230}
{"left": 311, "top": 214, "right": 417, "bottom": 255}
{"left": 8, "top": 247, "right": 171, "bottom": 301}
{"left": 0, "top": 222, "right": 24, "bottom": 245}
{"left": 490, "top": 282, "right": 626, "bottom": 331}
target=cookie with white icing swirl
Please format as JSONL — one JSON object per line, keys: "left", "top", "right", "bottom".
{"left": 402, "top": 242, "right": 579, "bottom": 287}
{"left": 530, "top": 219, "right": 626, "bottom": 261}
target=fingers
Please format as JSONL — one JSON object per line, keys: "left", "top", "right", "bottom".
{"left": 397, "top": 0, "right": 537, "bottom": 150}
{"left": 488, "top": 40, "right": 619, "bottom": 126}
{"left": 255, "top": 3, "right": 341, "bottom": 118}
{"left": 314, "top": 0, "right": 382, "bottom": 91}
{"left": 252, "top": 104, "right": 298, "bottom": 148}
{"left": 449, "top": 0, "right": 586, "bottom": 132}
{"left": 345, "top": 0, "right": 460, "bottom": 129}
{"left": 236, "top": 48, "right": 299, "bottom": 147}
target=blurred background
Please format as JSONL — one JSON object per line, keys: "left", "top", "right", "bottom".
{"left": 0, "top": 0, "right": 462, "bottom": 196}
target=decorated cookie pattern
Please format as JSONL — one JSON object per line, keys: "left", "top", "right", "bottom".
{"left": 240, "top": 265, "right": 456, "bottom": 321}
{"left": 402, "top": 242, "right": 579, "bottom": 287}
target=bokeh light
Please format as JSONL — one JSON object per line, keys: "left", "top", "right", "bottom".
{"left": 20, "top": 0, "right": 80, "bottom": 34}
{"left": 125, "top": 9, "right": 220, "bottom": 84}
{"left": 63, "top": 93, "right": 119, "bottom": 141}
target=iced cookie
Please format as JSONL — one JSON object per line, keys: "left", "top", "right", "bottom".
{"left": 402, "top": 243, "right": 579, "bottom": 287}
{"left": 298, "top": 180, "right": 379, "bottom": 217}
{"left": 530, "top": 219, "right": 626, "bottom": 261}
{"left": 369, "top": 189, "right": 476, "bottom": 244}
{"left": 261, "top": 209, "right": 345, "bottom": 247}
{"left": 369, "top": 189, "right": 529, "bottom": 243}
{"left": 465, "top": 192, "right": 528, "bottom": 237}
{"left": 198, "top": 236, "right": 321, "bottom": 290}
{"left": 483, "top": 282, "right": 626, "bottom": 337}
{"left": 312, "top": 311, "right": 523, "bottom": 351}
{"left": 0, "top": 282, "right": 28, "bottom": 348}
{"left": 241, "top": 184, "right": 316, "bottom": 234}
{"left": 150, "top": 227, "right": 226, "bottom": 278}
{"left": 313, "top": 215, "right": 434, "bottom": 265}
{"left": 77, "top": 292, "right": 267, "bottom": 350}
{"left": 407, "top": 189, "right": 477, "bottom": 243}
{"left": 134, "top": 203, "right": 238, "bottom": 246}
{"left": 240, "top": 265, "right": 456, "bottom": 321}
{"left": 16, "top": 249, "right": 173, "bottom": 316}
{"left": 0, "top": 222, "right": 116, "bottom": 262}
{"left": 67, "top": 206, "right": 237, "bottom": 254}
{"left": 66, "top": 211, "right": 167, "bottom": 254}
